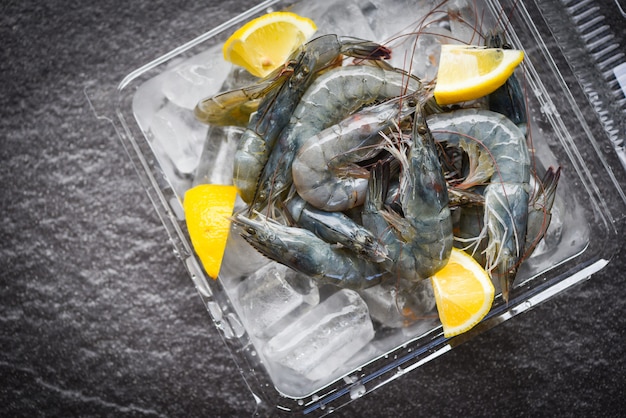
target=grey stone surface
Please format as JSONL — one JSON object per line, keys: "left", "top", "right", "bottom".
{"left": 1, "top": 0, "right": 625, "bottom": 416}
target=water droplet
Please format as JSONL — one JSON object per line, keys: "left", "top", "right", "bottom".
{"left": 219, "top": 320, "right": 234, "bottom": 339}
{"left": 226, "top": 312, "right": 246, "bottom": 338}
{"left": 349, "top": 384, "right": 367, "bottom": 400}
{"left": 343, "top": 375, "right": 357, "bottom": 384}
{"left": 207, "top": 301, "right": 222, "bottom": 321}
{"left": 169, "top": 196, "right": 185, "bottom": 220}
{"left": 186, "top": 256, "right": 212, "bottom": 297}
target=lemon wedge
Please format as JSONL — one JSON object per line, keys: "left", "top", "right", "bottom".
{"left": 184, "top": 184, "right": 238, "bottom": 279}
{"left": 431, "top": 248, "right": 495, "bottom": 338}
{"left": 434, "top": 45, "right": 524, "bottom": 105}
{"left": 223, "top": 11, "right": 317, "bottom": 78}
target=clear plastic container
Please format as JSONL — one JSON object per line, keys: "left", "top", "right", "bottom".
{"left": 90, "top": 0, "right": 626, "bottom": 415}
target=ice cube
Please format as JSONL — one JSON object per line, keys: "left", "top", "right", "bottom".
{"left": 217, "top": 228, "right": 270, "bottom": 290}
{"left": 132, "top": 76, "right": 166, "bottom": 134}
{"left": 360, "top": 279, "right": 436, "bottom": 328}
{"left": 360, "top": 0, "right": 441, "bottom": 42}
{"left": 149, "top": 102, "right": 208, "bottom": 176}
{"left": 394, "top": 26, "right": 453, "bottom": 81}
{"left": 237, "top": 263, "right": 319, "bottom": 339}
{"left": 447, "top": 0, "right": 493, "bottom": 46}
{"left": 263, "top": 289, "right": 374, "bottom": 381}
{"left": 161, "top": 45, "right": 233, "bottom": 110}
{"left": 291, "top": 0, "right": 376, "bottom": 41}
{"left": 359, "top": 0, "right": 458, "bottom": 79}
{"left": 192, "top": 125, "right": 242, "bottom": 187}
{"left": 219, "top": 65, "right": 260, "bottom": 92}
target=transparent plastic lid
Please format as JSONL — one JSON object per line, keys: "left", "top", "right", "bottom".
{"left": 89, "top": 0, "right": 626, "bottom": 415}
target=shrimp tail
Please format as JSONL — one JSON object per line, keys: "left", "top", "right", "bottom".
{"left": 524, "top": 166, "right": 561, "bottom": 257}
{"left": 457, "top": 139, "right": 496, "bottom": 189}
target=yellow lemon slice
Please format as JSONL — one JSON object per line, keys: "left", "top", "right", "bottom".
{"left": 183, "top": 184, "right": 238, "bottom": 279}
{"left": 433, "top": 45, "right": 524, "bottom": 105}
{"left": 223, "top": 11, "right": 317, "bottom": 78}
{"left": 431, "top": 248, "right": 495, "bottom": 338}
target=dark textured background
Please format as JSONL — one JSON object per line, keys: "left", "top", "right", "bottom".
{"left": 2, "top": 0, "right": 626, "bottom": 416}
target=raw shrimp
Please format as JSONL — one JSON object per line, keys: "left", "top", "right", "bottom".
{"left": 427, "top": 108, "right": 530, "bottom": 302}
{"left": 232, "top": 34, "right": 392, "bottom": 204}
{"left": 252, "top": 64, "right": 422, "bottom": 212}
{"left": 233, "top": 212, "right": 388, "bottom": 289}
{"left": 362, "top": 107, "right": 453, "bottom": 283}
{"left": 292, "top": 92, "right": 421, "bottom": 212}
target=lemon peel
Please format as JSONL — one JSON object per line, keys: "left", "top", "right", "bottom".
{"left": 223, "top": 11, "right": 317, "bottom": 78}
{"left": 434, "top": 45, "right": 524, "bottom": 105}
{"left": 184, "top": 184, "right": 238, "bottom": 279}
{"left": 431, "top": 248, "right": 495, "bottom": 338}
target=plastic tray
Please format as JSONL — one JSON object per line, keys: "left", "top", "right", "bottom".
{"left": 92, "top": 0, "right": 626, "bottom": 415}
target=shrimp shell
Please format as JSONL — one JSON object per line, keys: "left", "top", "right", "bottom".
{"left": 252, "top": 64, "right": 422, "bottom": 212}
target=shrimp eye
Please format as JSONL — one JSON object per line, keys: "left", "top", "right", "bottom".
{"left": 407, "top": 98, "right": 417, "bottom": 107}
{"left": 294, "top": 66, "right": 309, "bottom": 83}
{"left": 417, "top": 124, "right": 428, "bottom": 135}
{"left": 246, "top": 227, "right": 256, "bottom": 235}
